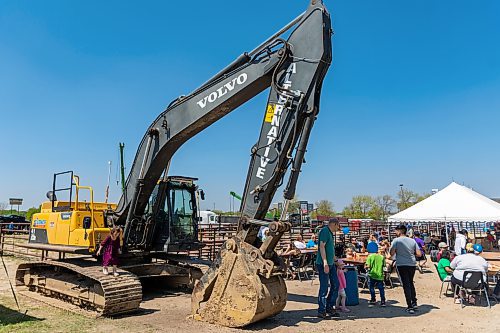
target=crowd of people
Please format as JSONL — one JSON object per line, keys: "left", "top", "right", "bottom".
{"left": 269, "top": 220, "right": 498, "bottom": 319}
{"left": 98, "top": 219, "right": 497, "bottom": 321}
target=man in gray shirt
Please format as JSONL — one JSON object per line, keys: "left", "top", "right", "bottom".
{"left": 390, "top": 224, "right": 422, "bottom": 314}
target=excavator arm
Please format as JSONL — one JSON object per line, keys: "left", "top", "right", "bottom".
{"left": 191, "top": 1, "right": 332, "bottom": 327}
{"left": 110, "top": 0, "right": 331, "bottom": 327}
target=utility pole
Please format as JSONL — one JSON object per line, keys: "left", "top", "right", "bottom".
{"left": 119, "top": 143, "right": 126, "bottom": 195}
{"left": 105, "top": 161, "right": 112, "bottom": 203}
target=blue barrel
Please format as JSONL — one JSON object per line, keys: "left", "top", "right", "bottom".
{"left": 344, "top": 266, "right": 360, "bottom": 306}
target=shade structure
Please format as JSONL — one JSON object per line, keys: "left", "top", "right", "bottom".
{"left": 388, "top": 182, "right": 500, "bottom": 223}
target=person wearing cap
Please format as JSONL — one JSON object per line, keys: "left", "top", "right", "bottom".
{"left": 390, "top": 224, "right": 422, "bottom": 314}
{"left": 316, "top": 218, "right": 341, "bottom": 319}
{"left": 365, "top": 242, "right": 386, "bottom": 306}
{"left": 436, "top": 242, "right": 449, "bottom": 261}
{"left": 449, "top": 244, "right": 489, "bottom": 304}
{"left": 454, "top": 229, "right": 468, "bottom": 255}
{"left": 437, "top": 250, "right": 453, "bottom": 281}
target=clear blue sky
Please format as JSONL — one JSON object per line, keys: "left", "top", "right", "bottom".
{"left": 1, "top": 0, "right": 500, "bottom": 212}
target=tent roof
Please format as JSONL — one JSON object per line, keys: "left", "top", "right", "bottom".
{"left": 388, "top": 182, "right": 500, "bottom": 222}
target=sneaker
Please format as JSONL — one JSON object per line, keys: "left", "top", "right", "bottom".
{"left": 380, "top": 301, "right": 386, "bottom": 307}
{"left": 405, "top": 308, "right": 415, "bottom": 314}
{"left": 454, "top": 298, "right": 462, "bottom": 304}
{"left": 411, "top": 301, "right": 418, "bottom": 310}
{"left": 113, "top": 272, "right": 119, "bottom": 277}
{"left": 317, "top": 312, "right": 331, "bottom": 319}
{"left": 340, "top": 307, "right": 351, "bottom": 313}
{"left": 326, "top": 308, "right": 340, "bottom": 318}
{"left": 368, "top": 300, "right": 377, "bottom": 305}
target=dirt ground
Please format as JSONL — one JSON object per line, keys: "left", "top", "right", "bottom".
{"left": 1, "top": 255, "right": 499, "bottom": 333}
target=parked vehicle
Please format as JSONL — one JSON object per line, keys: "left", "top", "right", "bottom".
{"left": 199, "top": 210, "right": 219, "bottom": 224}
{"left": 0, "top": 214, "right": 29, "bottom": 233}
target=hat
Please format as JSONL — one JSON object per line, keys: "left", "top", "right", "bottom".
{"left": 367, "top": 242, "right": 379, "bottom": 254}
{"left": 473, "top": 244, "right": 483, "bottom": 253}
{"left": 438, "top": 242, "right": 448, "bottom": 248}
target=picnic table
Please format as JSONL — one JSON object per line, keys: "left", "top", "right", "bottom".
{"left": 339, "top": 257, "right": 367, "bottom": 266}
{"left": 481, "top": 251, "right": 500, "bottom": 263}
{"left": 488, "top": 263, "right": 500, "bottom": 277}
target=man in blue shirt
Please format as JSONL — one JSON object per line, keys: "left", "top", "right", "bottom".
{"left": 316, "top": 218, "right": 341, "bottom": 319}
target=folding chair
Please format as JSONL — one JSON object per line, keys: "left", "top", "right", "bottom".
{"left": 307, "top": 253, "right": 317, "bottom": 282}
{"left": 455, "top": 271, "right": 491, "bottom": 308}
{"left": 434, "top": 263, "right": 451, "bottom": 298}
{"left": 492, "top": 279, "right": 500, "bottom": 303}
{"left": 296, "top": 253, "right": 311, "bottom": 281}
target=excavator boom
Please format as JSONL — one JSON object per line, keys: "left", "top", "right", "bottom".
{"left": 191, "top": 1, "right": 332, "bottom": 327}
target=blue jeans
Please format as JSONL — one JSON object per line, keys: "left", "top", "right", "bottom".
{"left": 317, "top": 263, "right": 338, "bottom": 313}
{"left": 369, "top": 277, "right": 386, "bottom": 302}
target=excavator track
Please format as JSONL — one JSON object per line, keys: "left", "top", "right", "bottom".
{"left": 15, "top": 259, "right": 142, "bottom": 316}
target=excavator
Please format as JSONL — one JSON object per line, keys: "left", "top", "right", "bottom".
{"left": 15, "top": 0, "right": 332, "bottom": 327}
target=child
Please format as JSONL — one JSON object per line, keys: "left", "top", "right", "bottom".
{"left": 97, "top": 226, "right": 121, "bottom": 276}
{"left": 345, "top": 247, "right": 354, "bottom": 259}
{"left": 335, "top": 260, "right": 350, "bottom": 312}
{"left": 365, "top": 242, "right": 386, "bottom": 306}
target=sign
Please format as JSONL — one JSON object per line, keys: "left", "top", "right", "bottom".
{"left": 299, "top": 201, "right": 309, "bottom": 215}
{"left": 308, "top": 203, "right": 314, "bottom": 212}
{"left": 9, "top": 198, "right": 23, "bottom": 205}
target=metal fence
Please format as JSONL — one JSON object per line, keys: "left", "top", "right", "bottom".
{"left": 2, "top": 220, "right": 494, "bottom": 262}
{"left": 0, "top": 222, "right": 43, "bottom": 258}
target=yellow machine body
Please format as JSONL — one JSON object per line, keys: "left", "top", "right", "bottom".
{"left": 29, "top": 201, "right": 117, "bottom": 253}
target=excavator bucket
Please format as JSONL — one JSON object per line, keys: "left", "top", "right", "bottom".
{"left": 191, "top": 237, "right": 287, "bottom": 327}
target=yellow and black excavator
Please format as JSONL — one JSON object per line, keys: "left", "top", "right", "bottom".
{"left": 16, "top": 0, "right": 332, "bottom": 327}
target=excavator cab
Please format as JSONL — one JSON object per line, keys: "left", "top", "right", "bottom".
{"left": 141, "top": 176, "right": 204, "bottom": 253}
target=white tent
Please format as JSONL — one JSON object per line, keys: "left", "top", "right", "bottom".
{"left": 388, "top": 182, "right": 500, "bottom": 222}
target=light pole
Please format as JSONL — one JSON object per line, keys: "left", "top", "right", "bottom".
{"left": 399, "top": 184, "right": 404, "bottom": 211}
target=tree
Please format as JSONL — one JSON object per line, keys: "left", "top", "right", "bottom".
{"left": 374, "top": 195, "right": 396, "bottom": 221}
{"left": 0, "top": 202, "right": 8, "bottom": 212}
{"left": 287, "top": 196, "right": 300, "bottom": 213}
{"left": 315, "top": 200, "right": 335, "bottom": 217}
{"left": 397, "top": 188, "right": 431, "bottom": 211}
{"left": 397, "top": 188, "right": 419, "bottom": 211}
{"left": 26, "top": 206, "right": 41, "bottom": 221}
{"left": 343, "top": 195, "right": 376, "bottom": 219}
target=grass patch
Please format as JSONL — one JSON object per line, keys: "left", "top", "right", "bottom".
{"left": 0, "top": 296, "right": 114, "bottom": 333}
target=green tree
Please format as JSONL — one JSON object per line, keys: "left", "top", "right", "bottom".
{"left": 26, "top": 206, "right": 41, "bottom": 221}
{"left": 343, "top": 195, "right": 376, "bottom": 219}
{"left": 397, "top": 188, "right": 431, "bottom": 211}
{"left": 315, "top": 199, "right": 335, "bottom": 217}
{"left": 397, "top": 188, "right": 418, "bottom": 211}
{"left": 373, "top": 195, "right": 396, "bottom": 220}
{"left": 287, "top": 196, "right": 300, "bottom": 213}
